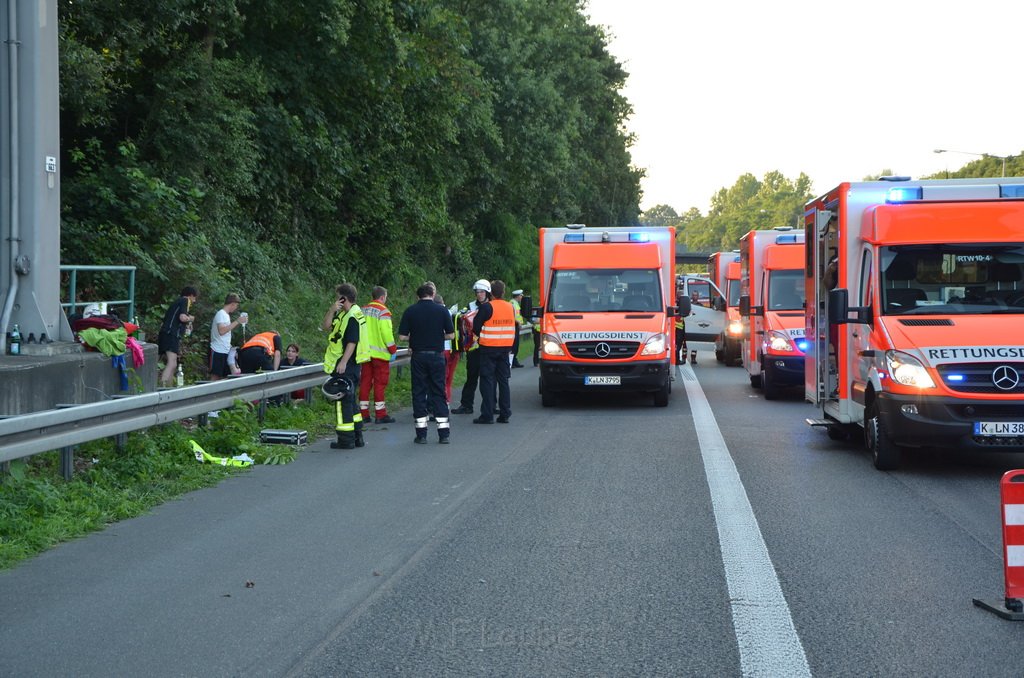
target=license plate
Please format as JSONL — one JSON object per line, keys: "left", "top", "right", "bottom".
{"left": 584, "top": 376, "right": 621, "bottom": 386}
{"left": 974, "top": 421, "right": 1024, "bottom": 436}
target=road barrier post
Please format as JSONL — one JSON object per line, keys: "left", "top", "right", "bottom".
{"left": 973, "top": 470, "right": 1024, "bottom": 620}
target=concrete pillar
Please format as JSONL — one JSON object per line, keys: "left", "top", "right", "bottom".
{"left": 1, "top": 0, "right": 69, "bottom": 346}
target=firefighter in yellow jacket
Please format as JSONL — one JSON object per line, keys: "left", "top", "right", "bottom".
{"left": 322, "top": 283, "right": 370, "bottom": 449}
{"left": 358, "top": 286, "right": 398, "bottom": 423}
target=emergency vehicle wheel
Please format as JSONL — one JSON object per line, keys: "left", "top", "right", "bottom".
{"left": 749, "top": 371, "right": 761, "bottom": 388}
{"left": 715, "top": 344, "right": 725, "bottom": 363}
{"left": 761, "top": 365, "right": 780, "bottom": 400}
{"left": 540, "top": 385, "right": 557, "bottom": 408}
{"left": 865, "top": 400, "right": 902, "bottom": 470}
{"left": 653, "top": 382, "right": 669, "bottom": 407}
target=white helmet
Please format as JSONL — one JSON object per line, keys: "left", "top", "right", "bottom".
{"left": 473, "top": 279, "right": 491, "bottom": 293}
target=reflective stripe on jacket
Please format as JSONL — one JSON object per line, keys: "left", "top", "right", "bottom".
{"left": 242, "top": 331, "right": 278, "bottom": 355}
{"left": 363, "top": 300, "right": 397, "bottom": 360}
{"left": 479, "top": 300, "right": 516, "bottom": 347}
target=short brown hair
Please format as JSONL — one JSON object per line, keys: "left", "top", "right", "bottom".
{"left": 372, "top": 285, "right": 387, "bottom": 300}
{"left": 225, "top": 293, "right": 241, "bottom": 304}
{"left": 337, "top": 283, "right": 357, "bottom": 303}
{"left": 490, "top": 280, "right": 506, "bottom": 299}
{"left": 416, "top": 283, "right": 435, "bottom": 299}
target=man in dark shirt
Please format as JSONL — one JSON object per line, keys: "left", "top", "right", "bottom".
{"left": 398, "top": 283, "right": 455, "bottom": 444}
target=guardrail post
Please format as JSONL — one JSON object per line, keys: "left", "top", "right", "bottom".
{"left": 304, "top": 387, "right": 313, "bottom": 404}
{"left": 257, "top": 398, "right": 266, "bottom": 423}
{"left": 60, "top": 446, "right": 74, "bottom": 480}
{"left": 114, "top": 433, "right": 127, "bottom": 450}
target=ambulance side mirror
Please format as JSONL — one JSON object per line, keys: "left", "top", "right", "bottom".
{"left": 520, "top": 296, "right": 533, "bottom": 322}
{"left": 828, "top": 288, "right": 870, "bottom": 324}
{"left": 828, "top": 289, "right": 849, "bottom": 325}
{"left": 677, "top": 296, "right": 691, "bottom": 316}
{"left": 739, "top": 295, "right": 762, "bottom": 317}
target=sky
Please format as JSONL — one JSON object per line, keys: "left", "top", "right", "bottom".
{"left": 583, "top": 0, "right": 1024, "bottom": 214}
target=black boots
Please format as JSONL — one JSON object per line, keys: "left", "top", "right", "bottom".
{"left": 331, "top": 432, "right": 356, "bottom": 449}
{"left": 354, "top": 423, "right": 365, "bottom": 448}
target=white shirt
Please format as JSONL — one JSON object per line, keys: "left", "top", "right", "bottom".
{"left": 210, "top": 308, "right": 232, "bottom": 354}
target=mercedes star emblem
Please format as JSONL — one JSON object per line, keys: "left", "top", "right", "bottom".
{"left": 595, "top": 342, "right": 612, "bottom": 358}
{"left": 992, "top": 365, "right": 1020, "bottom": 391}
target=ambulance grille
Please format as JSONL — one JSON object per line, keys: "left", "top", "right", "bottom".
{"left": 566, "top": 341, "right": 640, "bottom": 359}
{"left": 954, "top": 404, "right": 1024, "bottom": 418}
{"left": 937, "top": 363, "right": 1024, "bottom": 394}
{"left": 899, "top": 318, "right": 954, "bottom": 326}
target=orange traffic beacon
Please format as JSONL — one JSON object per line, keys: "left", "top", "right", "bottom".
{"left": 536, "top": 225, "right": 679, "bottom": 407}
{"left": 805, "top": 178, "right": 1024, "bottom": 469}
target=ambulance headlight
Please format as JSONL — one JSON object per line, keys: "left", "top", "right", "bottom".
{"left": 541, "top": 334, "right": 565, "bottom": 356}
{"left": 885, "top": 350, "right": 935, "bottom": 388}
{"left": 641, "top": 333, "right": 667, "bottom": 355}
{"left": 727, "top": 320, "right": 743, "bottom": 336}
{"left": 767, "top": 330, "right": 795, "bottom": 352}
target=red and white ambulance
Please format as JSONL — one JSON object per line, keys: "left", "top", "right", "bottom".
{"left": 536, "top": 225, "right": 681, "bottom": 407}
{"left": 738, "top": 228, "right": 808, "bottom": 398}
{"left": 804, "top": 178, "right": 1024, "bottom": 469}
{"left": 708, "top": 251, "right": 742, "bottom": 364}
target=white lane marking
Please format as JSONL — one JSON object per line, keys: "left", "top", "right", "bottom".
{"left": 679, "top": 363, "right": 811, "bottom": 678}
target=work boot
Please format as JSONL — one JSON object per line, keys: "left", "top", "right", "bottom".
{"left": 375, "top": 415, "right": 396, "bottom": 424}
{"left": 354, "top": 422, "right": 365, "bottom": 448}
{"left": 438, "top": 434, "right": 450, "bottom": 444}
{"left": 451, "top": 406, "right": 473, "bottom": 414}
{"left": 330, "top": 432, "right": 356, "bottom": 450}
{"left": 414, "top": 435, "right": 428, "bottom": 445}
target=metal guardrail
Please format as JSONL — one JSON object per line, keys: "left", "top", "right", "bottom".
{"left": 0, "top": 326, "right": 533, "bottom": 469}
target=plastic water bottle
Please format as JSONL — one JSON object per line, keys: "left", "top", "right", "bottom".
{"left": 176, "top": 364, "right": 184, "bottom": 387}
{"left": 10, "top": 324, "right": 21, "bottom": 355}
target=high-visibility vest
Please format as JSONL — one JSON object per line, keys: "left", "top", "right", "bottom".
{"left": 363, "top": 300, "right": 397, "bottom": 360}
{"left": 479, "top": 300, "right": 516, "bottom": 347}
{"left": 323, "top": 304, "right": 369, "bottom": 373}
{"left": 511, "top": 298, "right": 523, "bottom": 324}
{"left": 242, "top": 331, "right": 279, "bottom": 355}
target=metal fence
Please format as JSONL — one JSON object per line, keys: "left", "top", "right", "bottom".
{"left": 61, "top": 265, "right": 138, "bottom": 321}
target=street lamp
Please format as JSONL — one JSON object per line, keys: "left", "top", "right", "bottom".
{"left": 933, "top": 148, "right": 1007, "bottom": 177}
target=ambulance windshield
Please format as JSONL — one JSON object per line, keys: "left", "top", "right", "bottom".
{"left": 880, "top": 245, "right": 1024, "bottom": 315}
{"left": 727, "top": 279, "right": 741, "bottom": 307}
{"left": 767, "top": 270, "right": 805, "bottom": 310}
{"left": 549, "top": 269, "right": 663, "bottom": 312}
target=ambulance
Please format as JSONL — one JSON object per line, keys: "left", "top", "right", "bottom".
{"left": 804, "top": 178, "right": 1024, "bottom": 470}
{"left": 738, "top": 228, "right": 808, "bottom": 399}
{"left": 535, "top": 225, "right": 682, "bottom": 407}
{"left": 708, "top": 251, "right": 742, "bottom": 364}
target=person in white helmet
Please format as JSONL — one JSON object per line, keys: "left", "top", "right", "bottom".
{"left": 451, "top": 279, "right": 491, "bottom": 414}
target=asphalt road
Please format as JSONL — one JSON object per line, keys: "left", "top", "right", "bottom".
{"left": 2, "top": 346, "right": 1023, "bottom": 676}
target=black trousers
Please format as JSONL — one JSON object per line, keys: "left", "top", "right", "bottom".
{"left": 412, "top": 351, "right": 449, "bottom": 437}
{"left": 239, "top": 347, "right": 273, "bottom": 373}
{"left": 459, "top": 349, "right": 481, "bottom": 408}
{"left": 333, "top": 366, "right": 362, "bottom": 432}
{"left": 478, "top": 348, "right": 511, "bottom": 420}
{"left": 675, "top": 325, "right": 687, "bottom": 364}
{"left": 512, "top": 331, "right": 521, "bottom": 363}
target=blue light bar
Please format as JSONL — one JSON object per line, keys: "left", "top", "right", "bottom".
{"left": 886, "top": 187, "right": 923, "bottom": 203}
{"left": 795, "top": 339, "right": 809, "bottom": 352}
{"left": 1000, "top": 184, "right": 1024, "bottom": 198}
{"left": 629, "top": 232, "right": 650, "bottom": 242}
{"left": 946, "top": 374, "right": 965, "bottom": 382}
{"left": 776, "top": 234, "right": 801, "bottom": 244}
{"left": 564, "top": 233, "right": 585, "bottom": 242}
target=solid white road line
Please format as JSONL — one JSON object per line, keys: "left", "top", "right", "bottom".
{"left": 679, "top": 363, "right": 811, "bottom": 678}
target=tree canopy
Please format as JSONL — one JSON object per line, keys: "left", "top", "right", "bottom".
{"left": 58, "top": 0, "right": 642, "bottom": 332}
